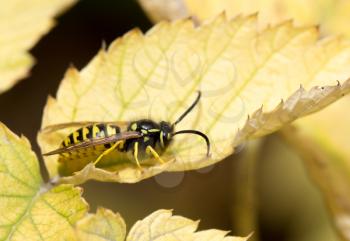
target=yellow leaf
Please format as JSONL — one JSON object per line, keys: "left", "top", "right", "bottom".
{"left": 76, "top": 207, "right": 126, "bottom": 241}
{"left": 138, "top": 1, "right": 350, "bottom": 238}
{"left": 76, "top": 208, "right": 251, "bottom": 241}
{"left": 138, "top": 0, "right": 350, "bottom": 238}
{"left": 38, "top": 15, "right": 350, "bottom": 184}
{"left": 0, "top": 122, "right": 88, "bottom": 240}
{"left": 0, "top": 0, "right": 76, "bottom": 93}
{"left": 184, "top": 0, "right": 328, "bottom": 28}
{"left": 280, "top": 96, "right": 350, "bottom": 241}
{"left": 139, "top": 0, "right": 329, "bottom": 26}
{"left": 126, "top": 210, "right": 251, "bottom": 241}
{"left": 139, "top": 0, "right": 350, "bottom": 37}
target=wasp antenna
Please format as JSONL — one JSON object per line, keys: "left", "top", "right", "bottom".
{"left": 172, "top": 129, "right": 210, "bottom": 156}
{"left": 173, "top": 91, "right": 201, "bottom": 126}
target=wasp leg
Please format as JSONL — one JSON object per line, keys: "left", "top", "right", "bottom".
{"left": 94, "top": 141, "right": 123, "bottom": 165}
{"left": 146, "top": 145, "right": 165, "bottom": 164}
{"left": 133, "top": 142, "right": 142, "bottom": 169}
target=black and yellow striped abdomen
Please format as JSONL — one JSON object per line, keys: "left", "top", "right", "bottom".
{"left": 59, "top": 123, "right": 122, "bottom": 161}
{"left": 61, "top": 123, "right": 121, "bottom": 148}
{"left": 58, "top": 123, "right": 124, "bottom": 175}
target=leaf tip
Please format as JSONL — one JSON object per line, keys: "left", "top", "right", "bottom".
{"left": 65, "top": 65, "right": 80, "bottom": 79}
{"left": 0, "top": 123, "right": 32, "bottom": 150}
{"left": 46, "top": 95, "right": 57, "bottom": 105}
{"left": 129, "top": 27, "right": 144, "bottom": 37}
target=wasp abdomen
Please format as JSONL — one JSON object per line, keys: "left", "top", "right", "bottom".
{"left": 61, "top": 123, "right": 121, "bottom": 148}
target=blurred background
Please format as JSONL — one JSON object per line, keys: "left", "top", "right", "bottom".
{"left": 0, "top": 1, "right": 339, "bottom": 240}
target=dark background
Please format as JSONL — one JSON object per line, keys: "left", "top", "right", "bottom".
{"left": 0, "top": 1, "right": 337, "bottom": 240}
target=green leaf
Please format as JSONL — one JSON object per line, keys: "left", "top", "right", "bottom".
{"left": 0, "top": 0, "right": 76, "bottom": 93}
{"left": 0, "top": 123, "right": 88, "bottom": 240}
{"left": 38, "top": 15, "right": 350, "bottom": 184}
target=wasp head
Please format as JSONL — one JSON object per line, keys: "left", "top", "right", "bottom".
{"left": 159, "top": 121, "right": 174, "bottom": 148}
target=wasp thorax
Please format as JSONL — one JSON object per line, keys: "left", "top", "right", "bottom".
{"left": 126, "top": 119, "right": 160, "bottom": 148}
{"left": 126, "top": 119, "right": 173, "bottom": 150}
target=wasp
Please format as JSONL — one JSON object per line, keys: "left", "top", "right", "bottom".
{"left": 43, "top": 91, "right": 210, "bottom": 173}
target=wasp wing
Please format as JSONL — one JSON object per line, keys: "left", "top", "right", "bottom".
{"left": 43, "top": 131, "right": 142, "bottom": 156}
{"left": 41, "top": 121, "right": 130, "bottom": 133}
